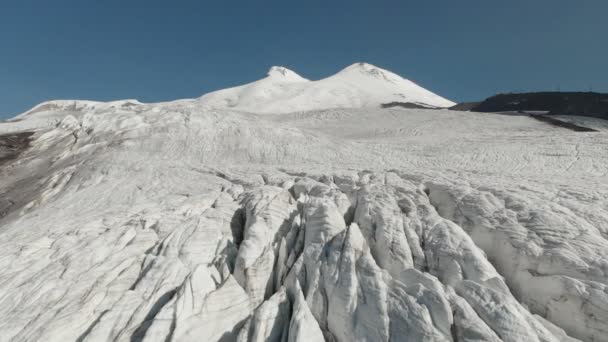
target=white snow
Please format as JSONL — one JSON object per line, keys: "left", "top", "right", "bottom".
{"left": 0, "top": 64, "right": 607, "bottom": 342}
{"left": 197, "top": 63, "right": 455, "bottom": 113}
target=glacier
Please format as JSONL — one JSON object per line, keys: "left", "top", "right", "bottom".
{"left": 0, "top": 64, "right": 607, "bottom": 342}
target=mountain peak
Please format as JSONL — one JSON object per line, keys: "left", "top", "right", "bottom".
{"left": 266, "top": 66, "right": 308, "bottom": 82}
{"left": 337, "top": 62, "right": 402, "bottom": 83}
{"left": 197, "top": 63, "right": 454, "bottom": 112}
{"left": 344, "top": 62, "right": 377, "bottom": 70}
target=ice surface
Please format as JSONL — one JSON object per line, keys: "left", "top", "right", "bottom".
{"left": 0, "top": 64, "right": 607, "bottom": 341}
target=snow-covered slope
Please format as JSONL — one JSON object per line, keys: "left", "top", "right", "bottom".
{"left": 1, "top": 99, "right": 144, "bottom": 134}
{"left": 197, "top": 63, "right": 455, "bottom": 113}
{"left": 1, "top": 68, "right": 607, "bottom": 342}
{"left": 18, "top": 99, "right": 143, "bottom": 117}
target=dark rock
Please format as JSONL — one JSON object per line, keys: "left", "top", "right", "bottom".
{"left": 470, "top": 92, "right": 608, "bottom": 120}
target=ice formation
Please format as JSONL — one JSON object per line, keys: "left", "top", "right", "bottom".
{"left": 0, "top": 64, "right": 606, "bottom": 342}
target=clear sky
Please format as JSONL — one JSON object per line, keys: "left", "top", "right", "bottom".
{"left": 1, "top": 0, "right": 606, "bottom": 118}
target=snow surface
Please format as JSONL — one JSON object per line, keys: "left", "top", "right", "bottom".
{"left": 553, "top": 115, "right": 608, "bottom": 132}
{"left": 1, "top": 65, "right": 607, "bottom": 342}
{"left": 197, "top": 63, "right": 455, "bottom": 113}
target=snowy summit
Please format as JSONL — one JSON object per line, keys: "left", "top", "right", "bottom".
{"left": 0, "top": 63, "right": 606, "bottom": 342}
{"left": 265, "top": 66, "right": 308, "bottom": 81}
{"left": 197, "top": 63, "right": 455, "bottom": 113}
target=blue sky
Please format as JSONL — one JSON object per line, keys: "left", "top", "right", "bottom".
{"left": 1, "top": 0, "right": 606, "bottom": 118}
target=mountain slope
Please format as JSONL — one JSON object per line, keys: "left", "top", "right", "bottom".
{"left": 197, "top": 63, "right": 455, "bottom": 113}
{"left": 1, "top": 67, "right": 607, "bottom": 342}
{"left": 470, "top": 92, "right": 608, "bottom": 120}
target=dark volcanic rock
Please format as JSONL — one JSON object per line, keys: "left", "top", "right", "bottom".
{"left": 470, "top": 92, "right": 608, "bottom": 119}
{"left": 528, "top": 115, "right": 598, "bottom": 132}
{"left": 449, "top": 102, "right": 482, "bottom": 111}
{"left": 381, "top": 102, "right": 441, "bottom": 109}
{"left": 0, "top": 131, "right": 35, "bottom": 166}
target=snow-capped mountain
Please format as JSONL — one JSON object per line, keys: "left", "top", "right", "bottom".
{"left": 197, "top": 63, "right": 455, "bottom": 113}
{"left": 0, "top": 64, "right": 606, "bottom": 342}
